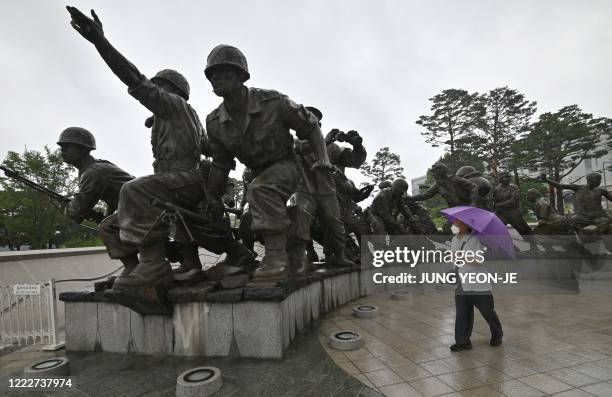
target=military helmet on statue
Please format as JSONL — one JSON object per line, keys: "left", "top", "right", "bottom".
{"left": 151, "top": 69, "right": 190, "bottom": 99}
{"left": 57, "top": 127, "right": 96, "bottom": 150}
{"left": 526, "top": 188, "right": 542, "bottom": 200}
{"left": 456, "top": 166, "right": 476, "bottom": 178}
{"left": 305, "top": 106, "right": 323, "bottom": 121}
{"left": 204, "top": 45, "right": 250, "bottom": 81}
{"left": 431, "top": 162, "right": 448, "bottom": 176}
{"left": 391, "top": 178, "right": 408, "bottom": 192}
{"left": 379, "top": 180, "right": 393, "bottom": 190}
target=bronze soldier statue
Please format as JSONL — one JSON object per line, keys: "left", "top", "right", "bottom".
{"left": 66, "top": 8, "right": 253, "bottom": 291}
{"left": 545, "top": 172, "right": 612, "bottom": 234}
{"left": 330, "top": 167, "right": 373, "bottom": 258}
{"left": 401, "top": 197, "right": 438, "bottom": 235}
{"left": 378, "top": 180, "right": 393, "bottom": 190}
{"left": 492, "top": 172, "right": 532, "bottom": 234}
{"left": 456, "top": 166, "right": 492, "bottom": 210}
{"left": 57, "top": 127, "right": 139, "bottom": 285}
{"left": 408, "top": 162, "right": 479, "bottom": 233}
{"left": 325, "top": 129, "right": 368, "bottom": 174}
{"left": 326, "top": 125, "right": 371, "bottom": 240}
{"left": 410, "top": 163, "right": 479, "bottom": 207}
{"left": 291, "top": 106, "right": 352, "bottom": 273}
{"left": 368, "top": 179, "right": 412, "bottom": 235}
{"left": 493, "top": 172, "right": 541, "bottom": 253}
{"left": 326, "top": 127, "right": 372, "bottom": 257}
{"left": 525, "top": 188, "right": 571, "bottom": 235}
{"left": 203, "top": 45, "right": 331, "bottom": 285}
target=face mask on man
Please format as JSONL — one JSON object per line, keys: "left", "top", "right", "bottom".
{"left": 451, "top": 224, "right": 461, "bottom": 235}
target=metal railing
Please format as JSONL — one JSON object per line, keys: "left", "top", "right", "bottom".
{"left": 0, "top": 279, "right": 63, "bottom": 350}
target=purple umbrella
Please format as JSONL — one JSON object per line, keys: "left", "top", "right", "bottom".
{"left": 440, "top": 206, "right": 516, "bottom": 259}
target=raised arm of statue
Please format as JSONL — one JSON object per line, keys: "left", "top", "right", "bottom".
{"left": 546, "top": 179, "right": 578, "bottom": 191}
{"left": 337, "top": 131, "right": 367, "bottom": 168}
{"left": 67, "top": 6, "right": 187, "bottom": 120}
{"left": 411, "top": 183, "right": 439, "bottom": 202}
{"left": 66, "top": 7, "right": 143, "bottom": 89}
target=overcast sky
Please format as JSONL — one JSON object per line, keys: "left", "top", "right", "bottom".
{"left": 1, "top": 0, "right": 611, "bottom": 191}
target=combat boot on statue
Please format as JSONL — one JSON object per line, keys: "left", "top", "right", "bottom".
{"left": 289, "top": 239, "right": 311, "bottom": 275}
{"left": 95, "top": 254, "right": 139, "bottom": 291}
{"left": 252, "top": 234, "right": 289, "bottom": 283}
{"left": 172, "top": 244, "right": 202, "bottom": 274}
{"left": 206, "top": 241, "right": 258, "bottom": 281}
{"left": 331, "top": 250, "right": 356, "bottom": 268}
{"left": 223, "top": 241, "right": 257, "bottom": 269}
{"left": 113, "top": 244, "right": 174, "bottom": 289}
{"left": 324, "top": 239, "right": 355, "bottom": 268}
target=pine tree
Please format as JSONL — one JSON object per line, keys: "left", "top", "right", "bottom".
{"left": 360, "top": 147, "right": 404, "bottom": 190}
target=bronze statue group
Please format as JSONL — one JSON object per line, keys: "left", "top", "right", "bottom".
{"left": 48, "top": 7, "right": 612, "bottom": 305}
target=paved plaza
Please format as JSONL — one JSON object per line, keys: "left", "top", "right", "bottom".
{"left": 2, "top": 265, "right": 612, "bottom": 396}
{"left": 0, "top": 332, "right": 378, "bottom": 396}
{"left": 319, "top": 282, "right": 612, "bottom": 396}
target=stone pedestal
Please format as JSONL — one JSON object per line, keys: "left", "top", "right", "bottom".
{"left": 61, "top": 270, "right": 363, "bottom": 359}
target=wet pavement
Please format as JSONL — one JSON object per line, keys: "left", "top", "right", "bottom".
{"left": 0, "top": 329, "right": 381, "bottom": 396}
{"left": 320, "top": 282, "right": 612, "bottom": 396}
{"left": 3, "top": 245, "right": 612, "bottom": 396}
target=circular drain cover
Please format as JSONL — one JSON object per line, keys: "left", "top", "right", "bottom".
{"left": 329, "top": 331, "right": 364, "bottom": 351}
{"left": 352, "top": 305, "right": 379, "bottom": 318}
{"left": 184, "top": 368, "right": 215, "bottom": 382}
{"left": 24, "top": 358, "right": 70, "bottom": 378}
{"left": 176, "top": 366, "right": 222, "bottom": 397}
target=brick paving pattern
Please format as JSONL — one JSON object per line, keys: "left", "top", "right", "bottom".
{"left": 320, "top": 282, "right": 612, "bottom": 396}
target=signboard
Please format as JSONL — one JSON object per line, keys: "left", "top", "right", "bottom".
{"left": 13, "top": 284, "right": 41, "bottom": 295}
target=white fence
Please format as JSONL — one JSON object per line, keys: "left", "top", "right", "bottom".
{"left": 0, "top": 279, "right": 63, "bottom": 350}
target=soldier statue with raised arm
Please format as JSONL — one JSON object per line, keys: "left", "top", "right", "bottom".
{"left": 66, "top": 8, "right": 253, "bottom": 295}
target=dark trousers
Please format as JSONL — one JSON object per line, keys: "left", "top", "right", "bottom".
{"left": 455, "top": 292, "right": 503, "bottom": 344}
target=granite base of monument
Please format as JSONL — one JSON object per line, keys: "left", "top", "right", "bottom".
{"left": 60, "top": 270, "right": 363, "bottom": 359}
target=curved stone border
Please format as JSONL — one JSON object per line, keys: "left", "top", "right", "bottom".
{"left": 352, "top": 305, "right": 378, "bottom": 318}
{"left": 329, "top": 331, "right": 364, "bottom": 351}
{"left": 24, "top": 358, "right": 70, "bottom": 377}
{"left": 176, "top": 366, "right": 222, "bottom": 397}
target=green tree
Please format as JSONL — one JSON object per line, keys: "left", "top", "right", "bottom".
{"left": 0, "top": 146, "right": 80, "bottom": 249}
{"left": 436, "top": 149, "right": 487, "bottom": 176}
{"left": 512, "top": 105, "right": 611, "bottom": 212}
{"left": 224, "top": 176, "right": 244, "bottom": 208}
{"left": 472, "top": 87, "right": 537, "bottom": 176}
{"left": 360, "top": 147, "right": 404, "bottom": 189}
{"left": 416, "top": 89, "right": 480, "bottom": 156}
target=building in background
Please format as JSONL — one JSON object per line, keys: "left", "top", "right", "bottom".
{"left": 516, "top": 138, "right": 612, "bottom": 211}
{"left": 410, "top": 175, "right": 427, "bottom": 195}
{"left": 563, "top": 150, "right": 612, "bottom": 190}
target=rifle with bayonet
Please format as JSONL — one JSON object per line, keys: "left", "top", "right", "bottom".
{"left": 0, "top": 165, "right": 104, "bottom": 224}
